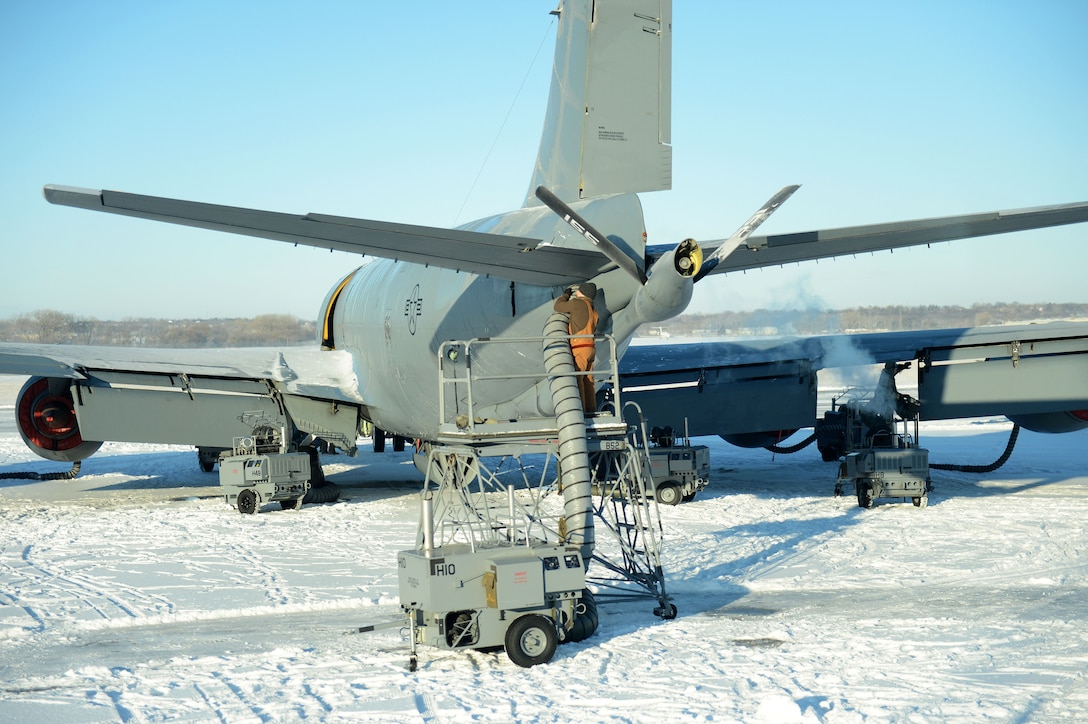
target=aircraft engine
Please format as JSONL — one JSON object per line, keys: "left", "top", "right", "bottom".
{"left": 16, "top": 376, "right": 102, "bottom": 462}
{"left": 1005, "top": 410, "right": 1088, "bottom": 434}
{"left": 720, "top": 429, "right": 800, "bottom": 449}
{"left": 631, "top": 239, "right": 702, "bottom": 324}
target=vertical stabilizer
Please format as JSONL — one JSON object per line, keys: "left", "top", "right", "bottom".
{"left": 526, "top": 0, "right": 672, "bottom": 205}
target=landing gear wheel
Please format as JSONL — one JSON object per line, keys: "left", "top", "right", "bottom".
{"left": 856, "top": 482, "right": 873, "bottom": 509}
{"left": 237, "top": 488, "right": 259, "bottom": 515}
{"left": 654, "top": 602, "right": 678, "bottom": 620}
{"left": 393, "top": 435, "right": 407, "bottom": 452}
{"left": 372, "top": 428, "right": 386, "bottom": 453}
{"left": 656, "top": 482, "right": 682, "bottom": 506}
{"left": 504, "top": 614, "right": 558, "bottom": 668}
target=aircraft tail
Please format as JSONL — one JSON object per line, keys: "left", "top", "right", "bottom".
{"left": 525, "top": 0, "right": 672, "bottom": 206}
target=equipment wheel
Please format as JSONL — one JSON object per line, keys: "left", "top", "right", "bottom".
{"left": 237, "top": 488, "right": 259, "bottom": 515}
{"left": 279, "top": 498, "right": 302, "bottom": 510}
{"left": 504, "top": 614, "right": 558, "bottom": 668}
{"left": 654, "top": 602, "right": 678, "bottom": 619}
{"left": 856, "top": 481, "right": 873, "bottom": 509}
{"left": 912, "top": 495, "right": 928, "bottom": 508}
{"left": 656, "top": 482, "right": 682, "bottom": 506}
{"left": 681, "top": 491, "right": 697, "bottom": 502}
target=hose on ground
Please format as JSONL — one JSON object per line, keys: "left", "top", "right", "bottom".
{"left": 0, "top": 461, "right": 82, "bottom": 481}
{"left": 300, "top": 445, "right": 341, "bottom": 504}
{"left": 932, "top": 423, "right": 1020, "bottom": 474}
{"left": 302, "top": 481, "right": 341, "bottom": 504}
{"left": 764, "top": 433, "right": 818, "bottom": 455}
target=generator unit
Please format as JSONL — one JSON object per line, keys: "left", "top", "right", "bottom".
{"left": 646, "top": 426, "right": 711, "bottom": 505}
{"left": 838, "top": 443, "right": 931, "bottom": 508}
{"left": 831, "top": 367, "right": 932, "bottom": 508}
{"left": 398, "top": 541, "right": 586, "bottom": 668}
{"left": 219, "top": 433, "right": 311, "bottom": 514}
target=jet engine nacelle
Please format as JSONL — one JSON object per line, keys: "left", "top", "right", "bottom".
{"left": 631, "top": 239, "right": 701, "bottom": 324}
{"left": 1006, "top": 410, "right": 1088, "bottom": 434}
{"left": 16, "top": 376, "right": 102, "bottom": 462}
{"left": 720, "top": 429, "right": 801, "bottom": 449}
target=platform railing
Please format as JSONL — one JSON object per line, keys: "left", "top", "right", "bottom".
{"left": 436, "top": 333, "right": 625, "bottom": 442}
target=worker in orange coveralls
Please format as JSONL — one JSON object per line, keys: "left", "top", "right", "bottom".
{"left": 553, "top": 283, "right": 599, "bottom": 412}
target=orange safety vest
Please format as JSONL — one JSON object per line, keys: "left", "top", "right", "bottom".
{"left": 569, "top": 298, "right": 598, "bottom": 350}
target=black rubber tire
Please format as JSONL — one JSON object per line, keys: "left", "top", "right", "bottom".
{"left": 372, "top": 428, "right": 386, "bottom": 453}
{"left": 654, "top": 602, "right": 678, "bottom": 620}
{"left": 237, "top": 488, "right": 259, "bottom": 515}
{"left": 393, "top": 435, "right": 406, "bottom": 452}
{"left": 856, "top": 482, "right": 874, "bottom": 509}
{"left": 656, "top": 482, "right": 682, "bottom": 506}
{"left": 505, "top": 615, "right": 558, "bottom": 668}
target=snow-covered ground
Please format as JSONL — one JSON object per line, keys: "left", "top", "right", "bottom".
{"left": 1, "top": 373, "right": 1086, "bottom": 722}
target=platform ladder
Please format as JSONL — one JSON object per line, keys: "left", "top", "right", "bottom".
{"left": 585, "top": 403, "right": 675, "bottom": 618}
{"left": 422, "top": 332, "right": 675, "bottom": 618}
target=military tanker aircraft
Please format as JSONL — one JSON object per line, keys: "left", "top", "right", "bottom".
{"left": 3, "top": 0, "right": 1088, "bottom": 478}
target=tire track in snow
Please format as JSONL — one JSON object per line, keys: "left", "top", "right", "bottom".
{"left": 191, "top": 668, "right": 272, "bottom": 722}
{"left": 4, "top": 540, "right": 176, "bottom": 628}
{"left": 1, "top": 506, "right": 185, "bottom": 630}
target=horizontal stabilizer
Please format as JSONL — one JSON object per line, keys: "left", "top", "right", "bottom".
{"left": 650, "top": 199, "right": 1088, "bottom": 275}
{"left": 42, "top": 185, "right": 605, "bottom": 287}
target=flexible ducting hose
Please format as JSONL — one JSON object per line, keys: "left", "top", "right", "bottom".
{"left": 765, "top": 433, "right": 818, "bottom": 455}
{"left": 0, "top": 461, "right": 82, "bottom": 481}
{"left": 300, "top": 445, "right": 341, "bottom": 504}
{"left": 302, "top": 481, "right": 341, "bottom": 504}
{"left": 542, "top": 312, "right": 595, "bottom": 563}
{"left": 932, "top": 423, "right": 1020, "bottom": 473}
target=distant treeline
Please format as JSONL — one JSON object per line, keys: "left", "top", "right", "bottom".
{"left": 651, "top": 302, "right": 1088, "bottom": 337}
{"left": 2, "top": 303, "right": 1086, "bottom": 347}
{"left": 1, "top": 310, "right": 316, "bottom": 347}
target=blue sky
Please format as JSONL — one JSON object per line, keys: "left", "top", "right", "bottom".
{"left": 2, "top": 1, "right": 1086, "bottom": 321}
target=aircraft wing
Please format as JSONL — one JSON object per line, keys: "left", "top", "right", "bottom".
{"left": 0, "top": 343, "right": 359, "bottom": 398}
{"left": 0, "top": 342, "right": 370, "bottom": 452}
{"left": 618, "top": 321, "right": 1088, "bottom": 438}
{"left": 43, "top": 186, "right": 605, "bottom": 287}
{"left": 646, "top": 201, "right": 1088, "bottom": 275}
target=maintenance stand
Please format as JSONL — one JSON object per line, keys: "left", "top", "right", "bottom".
{"left": 389, "top": 319, "right": 675, "bottom": 669}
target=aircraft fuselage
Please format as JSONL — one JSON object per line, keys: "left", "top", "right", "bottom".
{"left": 324, "top": 193, "right": 693, "bottom": 440}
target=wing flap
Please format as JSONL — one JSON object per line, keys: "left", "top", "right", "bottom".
{"left": 43, "top": 185, "right": 602, "bottom": 286}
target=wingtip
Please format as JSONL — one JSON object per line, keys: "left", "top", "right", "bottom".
{"left": 42, "top": 185, "right": 103, "bottom": 209}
